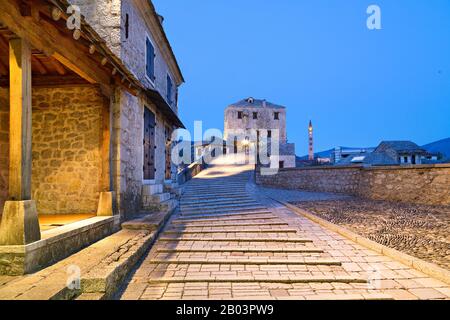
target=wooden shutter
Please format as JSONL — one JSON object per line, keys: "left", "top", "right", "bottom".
{"left": 143, "top": 108, "right": 156, "bottom": 180}
{"left": 146, "top": 38, "right": 155, "bottom": 80}
{"left": 166, "top": 74, "right": 172, "bottom": 104}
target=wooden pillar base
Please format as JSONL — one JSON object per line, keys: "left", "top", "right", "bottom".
{"left": 97, "top": 192, "right": 114, "bottom": 216}
{"left": 0, "top": 200, "right": 41, "bottom": 245}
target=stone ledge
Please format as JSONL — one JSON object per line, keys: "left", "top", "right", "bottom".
{"left": 0, "top": 216, "right": 120, "bottom": 275}
{"left": 280, "top": 201, "right": 450, "bottom": 285}
{"left": 79, "top": 207, "right": 177, "bottom": 299}
{"left": 80, "top": 230, "right": 157, "bottom": 299}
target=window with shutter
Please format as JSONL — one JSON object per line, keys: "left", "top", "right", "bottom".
{"left": 146, "top": 37, "right": 155, "bottom": 82}
{"left": 143, "top": 107, "right": 156, "bottom": 180}
{"left": 166, "top": 74, "right": 173, "bottom": 104}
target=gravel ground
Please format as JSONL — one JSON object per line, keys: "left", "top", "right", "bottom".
{"left": 292, "top": 199, "right": 450, "bottom": 270}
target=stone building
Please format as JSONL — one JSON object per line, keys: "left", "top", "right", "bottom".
{"left": 335, "top": 141, "right": 429, "bottom": 166}
{"left": 224, "top": 97, "right": 296, "bottom": 168}
{"left": 0, "top": 0, "right": 184, "bottom": 275}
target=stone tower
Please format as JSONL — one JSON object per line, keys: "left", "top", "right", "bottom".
{"left": 308, "top": 120, "right": 314, "bottom": 160}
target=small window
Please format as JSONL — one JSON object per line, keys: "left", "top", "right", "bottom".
{"left": 279, "top": 161, "right": 285, "bottom": 169}
{"left": 237, "top": 111, "right": 243, "bottom": 119}
{"left": 125, "top": 14, "right": 129, "bottom": 39}
{"left": 253, "top": 112, "right": 258, "bottom": 119}
{"left": 403, "top": 156, "right": 408, "bottom": 163}
{"left": 146, "top": 37, "right": 155, "bottom": 82}
{"left": 166, "top": 74, "right": 173, "bottom": 104}
{"left": 268, "top": 130, "right": 272, "bottom": 138}
{"left": 274, "top": 112, "right": 279, "bottom": 120}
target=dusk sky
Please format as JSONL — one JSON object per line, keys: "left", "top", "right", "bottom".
{"left": 154, "top": 0, "right": 450, "bottom": 155}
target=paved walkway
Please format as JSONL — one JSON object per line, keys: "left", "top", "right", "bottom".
{"left": 117, "top": 165, "right": 450, "bottom": 300}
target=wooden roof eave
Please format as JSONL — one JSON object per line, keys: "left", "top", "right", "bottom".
{"left": 49, "top": 0, "right": 142, "bottom": 96}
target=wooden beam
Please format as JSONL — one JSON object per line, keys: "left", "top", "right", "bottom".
{"left": 0, "top": 74, "right": 89, "bottom": 87}
{"left": 0, "top": 0, "right": 111, "bottom": 88}
{"left": 18, "top": 0, "right": 31, "bottom": 17}
{"left": 0, "top": 59, "right": 7, "bottom": 76}
{"left": 31, "top": 55, "right": 47, "bottom": 74}
{"left": 9, "top": 37, "right": 32, "bottom": 200}
{"left": 100, "top": 97, "right": 112, "bottom": 192}
{"left": 49, "top": 56, "right": 66, "bottom": 75}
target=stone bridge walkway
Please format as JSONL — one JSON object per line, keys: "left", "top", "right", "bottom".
{"left": 117, "top": 165, "right": 450, "bottom": 300}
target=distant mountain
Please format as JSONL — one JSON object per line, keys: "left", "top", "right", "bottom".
{"left": 297, "top": 138, "right": 450, "bottom": 161}
{"left": 422, "top": 137, "right": 450, "bottom": 160}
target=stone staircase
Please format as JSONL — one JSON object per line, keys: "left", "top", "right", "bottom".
{"left": 119, "top": 164, "right": 392, "bottom": 300}
{"left": 141, "top": 183, "right": 179, "bottom": 213}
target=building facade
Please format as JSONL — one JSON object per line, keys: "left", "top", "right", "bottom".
{"left": 0, "top": 0, "right": 184, "bottom": 275}
{"left": 70, "top": 0, "right": 184, "bottom": 217}
{"left": 224, "top": 97, "right": 295, "bottom": 168}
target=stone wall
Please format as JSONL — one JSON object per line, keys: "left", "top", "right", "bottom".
{"left": 112, "top": 89, "right": 174, "bottom": 219}
{"left": 256, "top": 164, "right": 450, "bottom": 205}
{"left": 0, "top": 86, "right": 104, "bottom": 215}
{"left": 70, "top": 0, "right": 178, "bottom": 112}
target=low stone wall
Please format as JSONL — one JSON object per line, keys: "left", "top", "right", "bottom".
{"left": 256, "top": 164, "right": 450, "bottom": 206}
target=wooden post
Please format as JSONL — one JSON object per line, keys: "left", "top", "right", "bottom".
{"left": 101, "top": 97, "right": 111, "bottom": 192}
{"left": 9, "top": 37, "right": 32, "bottom": 201}
{"left": 0, "top": 37, "right": 40, "bottom": 246}
{"left": 97, "top": 97, "right": 114, "bottom": 216}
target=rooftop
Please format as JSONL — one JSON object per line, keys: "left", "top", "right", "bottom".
{"left": 227, "top": 97, "right": 285, "bottom": 109}
{"left": 375, "top": 141, "right": 427, "bottom": 154}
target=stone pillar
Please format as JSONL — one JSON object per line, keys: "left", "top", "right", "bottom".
{"left": 0, "top": 38, "right": 40, "bottom": 245}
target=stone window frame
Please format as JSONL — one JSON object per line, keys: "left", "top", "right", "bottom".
{"left": 253, "top": 112, "right": 258, "bottom": 119}
{"left": 237, "top": 111, "right": 243, "bottom": 119}
{"left": 145, "top": 34, "right": 156, "bottom": 86}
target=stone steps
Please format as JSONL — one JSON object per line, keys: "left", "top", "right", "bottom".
{"left": 171, "top": 215, "right": 279, "bottom": 224}
{"left": 180, "top": 198, "right": 255, "bottom": 207}
{"left": 156, "top": 247, "right": 324, "bottom": 253}
{"left": 182, "top": 191, "right": 248, "bottom": 198}
{"left": 181, "top": 194, "right": 251, "bottom": 202}
{"left": 158, "top": 237, "right": 313, "bottom": 243}
{"left": 147, "top": 276, "right": 367, "bottom": 284}
{"left": 180, "top": 207, "right": 267, "bottom": 215}
{"left": 180, "top": 206, "right": 268, "bottom": 215}
{"left": 175, "top": 211, "right": 275, "bottom": 219}
{"left": 143, "top": 198, "right": 178, "bottom": 212}
{"left": 163, "top": 229, "right": 299, "bottom": 235}
{"left": 148, "top": 259, "right": 342, "bottom": 265}
{"left": 180, "top": 199, "right": 257, "bottom": 209}
{"left": 180, "top": 203, "right": 259, "bottom": 212}
{"left": 172, "top": 222, "right": 289, "bottom": 228}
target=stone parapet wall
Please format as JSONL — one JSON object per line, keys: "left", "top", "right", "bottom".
{"left": 256, "top": 164, "right": 450, "bottom": 205}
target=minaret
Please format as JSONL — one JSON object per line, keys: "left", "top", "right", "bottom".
{"left": 308, "top": 120, "right": 314, "bottom": 161}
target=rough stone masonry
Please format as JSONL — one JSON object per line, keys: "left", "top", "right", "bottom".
{"left": 256, "top": 164, "right": 450, "bottom": 206}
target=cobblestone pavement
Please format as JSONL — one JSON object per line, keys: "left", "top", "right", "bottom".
{"left": 117, "top": 165, "right": 450, "bottom": 300}
{"left": 292, "top": 199, "right": 450, "bottom": 270}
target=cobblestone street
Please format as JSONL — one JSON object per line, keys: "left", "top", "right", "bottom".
{"left": 292, "top": 199, "right": 450, "bottom": 269}
{"left": 117, "top": 165, "right": 450, "bottom": 300}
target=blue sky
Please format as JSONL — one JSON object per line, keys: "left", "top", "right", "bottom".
{"left": 154, "top": 0, "right": 450, "bottom": 155}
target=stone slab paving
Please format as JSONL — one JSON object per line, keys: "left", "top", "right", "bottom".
{"left": 117, "top": 164, "right": 450, "bottom": 300}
